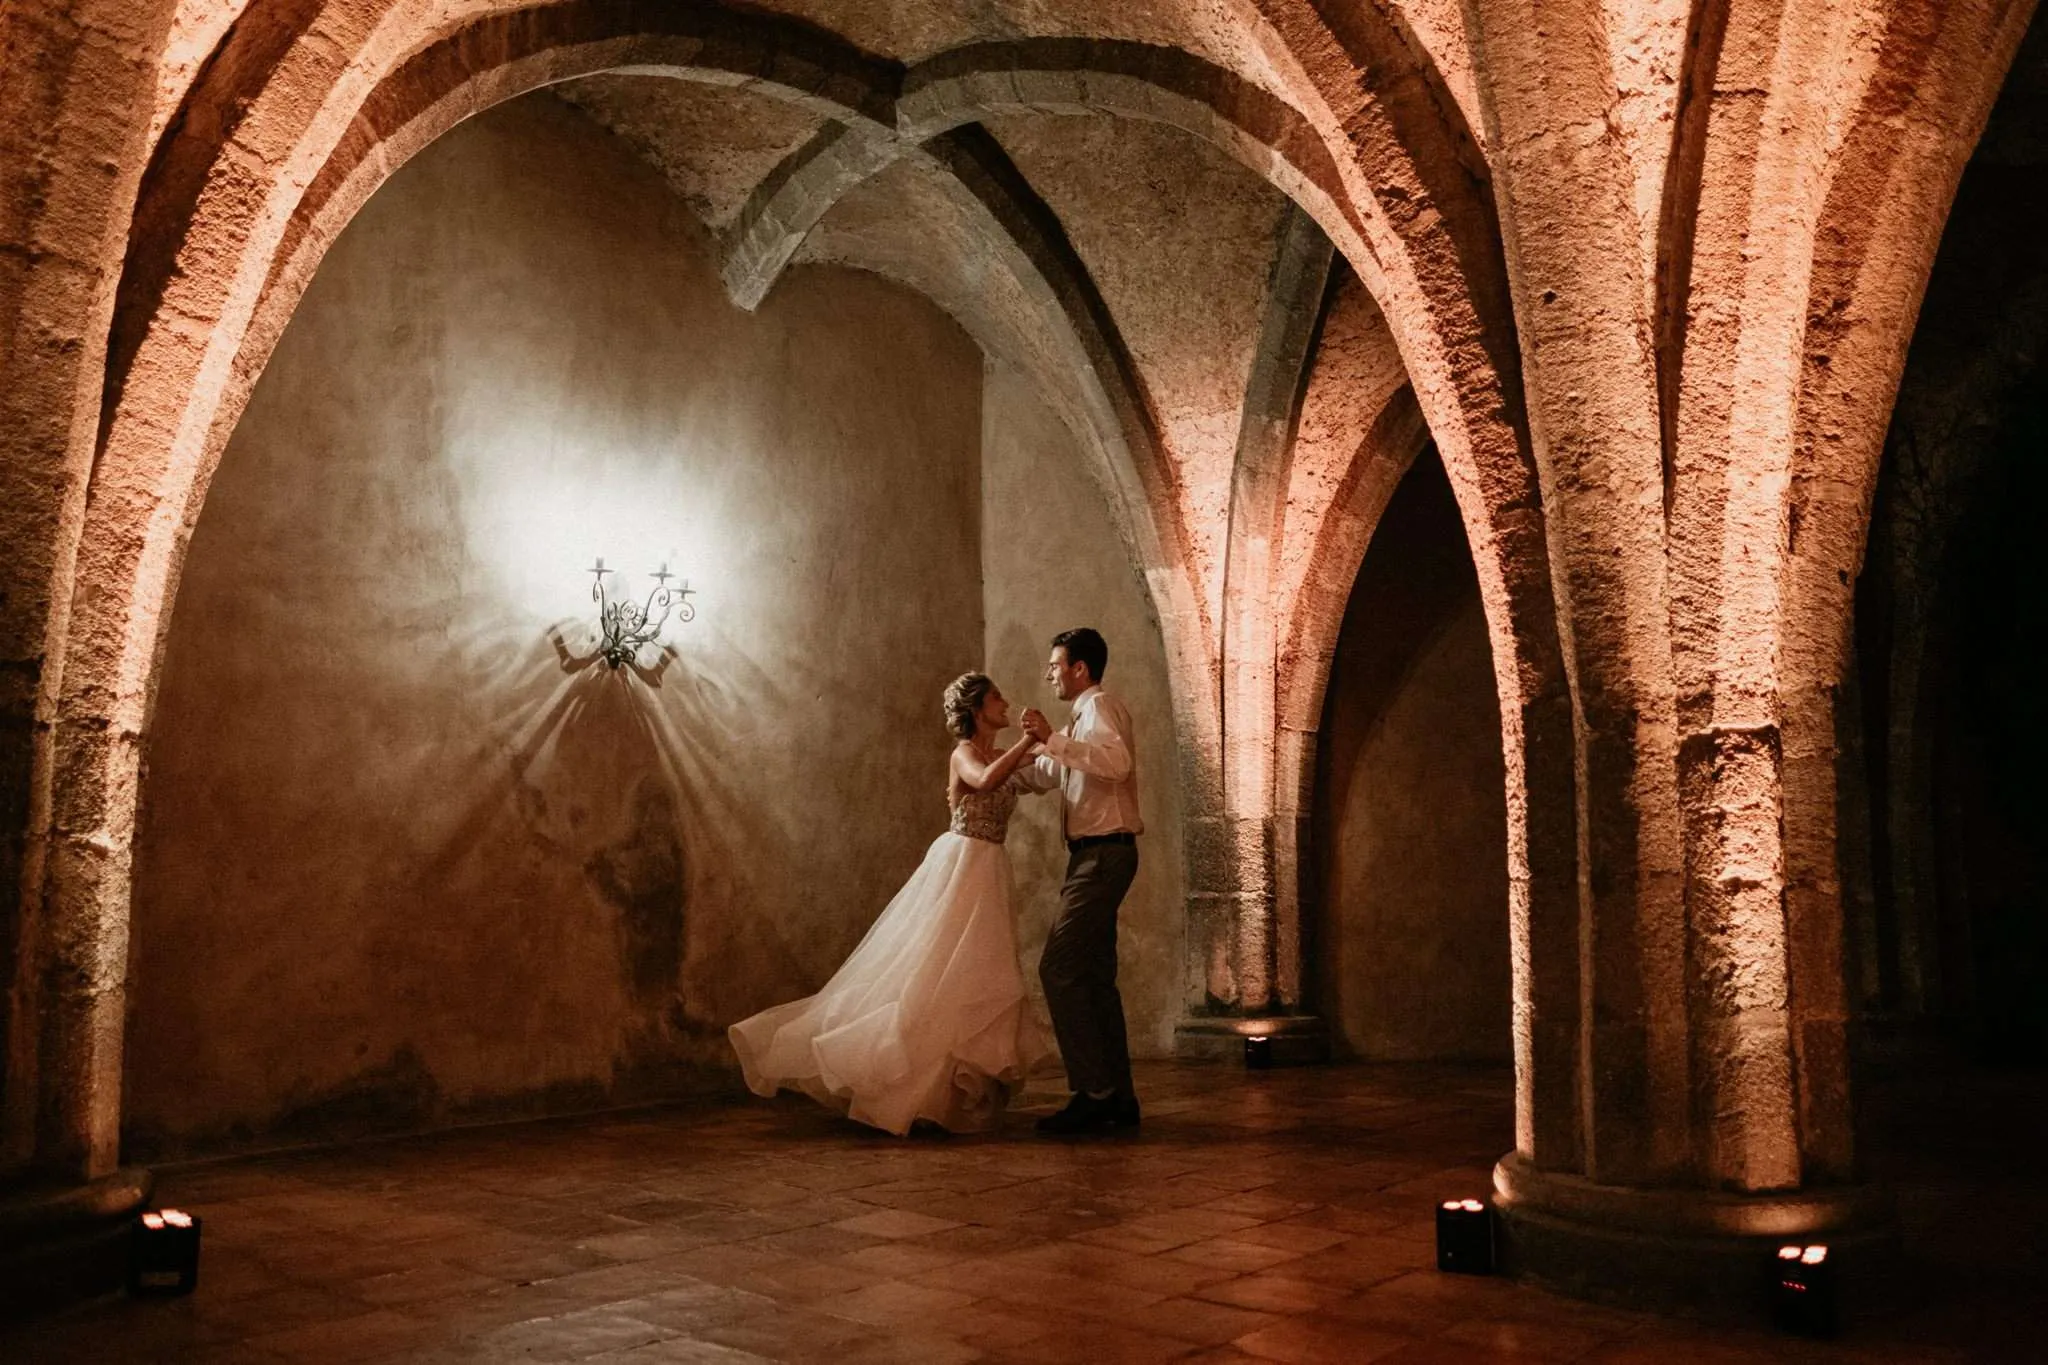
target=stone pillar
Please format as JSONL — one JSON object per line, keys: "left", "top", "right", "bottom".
{"left": 0, "top": 0, "right": 175, "bottom": 1314}
{"left": 1177, "top": 208, "right": 1332, "bottom": 1060}
{"left": 1439, "top": 0, "right": 1901, "bottom": 1310}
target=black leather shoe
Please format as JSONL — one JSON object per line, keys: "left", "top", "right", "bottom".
{"left": 1109, "top": 1091, "right": 1141, "bottom": 1128}
{"left": 1035, "top": 1092, "right": 1114, "bottom": 1135}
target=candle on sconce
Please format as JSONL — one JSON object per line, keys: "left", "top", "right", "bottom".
{"left": 586, "top": 556, "right": 695, "bottom": 669}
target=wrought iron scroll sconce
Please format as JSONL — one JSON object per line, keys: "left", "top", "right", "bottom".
{"left": 588, "top": 558, "right": 694, "bottom": 670}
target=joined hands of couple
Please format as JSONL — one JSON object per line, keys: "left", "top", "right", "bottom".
{"left": 1018, "top": 707, "right": 1054, "bottom": 746}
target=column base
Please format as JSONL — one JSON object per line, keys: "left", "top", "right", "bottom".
{"left": 0, "top": 1168, "right": 155, "bottom": 1323}
{"left": 1493, "top": 1152, "right": 1901, "bottom": 1323}
{"left": 1174, "top": 1014, "right": 1330, "bottom": 1065}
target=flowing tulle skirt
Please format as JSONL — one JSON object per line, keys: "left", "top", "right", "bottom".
{"left": 729, "top": 831, "right": 1054, "bottom": 1135}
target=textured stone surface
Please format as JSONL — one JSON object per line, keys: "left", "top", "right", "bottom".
{"left": 1275, "top": 270, "right": 1407, "bottom": 673}
{"left": 987, "top": 112, "right": 1291, "bottom": 644}
{"left": 3, "top": 0, "right": 2042, "bottom": 1303}
{"left": 555, "top": 75, "right": 828, "bottom": 230}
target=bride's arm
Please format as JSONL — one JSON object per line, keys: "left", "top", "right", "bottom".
{"left": 952, "top": 735, "right": 1041, "bottom": 792}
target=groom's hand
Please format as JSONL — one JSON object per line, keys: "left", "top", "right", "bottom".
{"left": 1021, "top": 708, "right": 1052, "bottom": 742}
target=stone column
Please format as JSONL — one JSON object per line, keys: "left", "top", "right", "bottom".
{"left": 0, "top": 0, "right": 173, "bottom": 1313}
{"left": 1176, "top": 209, "right": 1333, "bottom": 1060}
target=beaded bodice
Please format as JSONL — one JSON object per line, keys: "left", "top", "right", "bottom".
{"left": 949, "top": 778, "right": 1018, "bottom": 844}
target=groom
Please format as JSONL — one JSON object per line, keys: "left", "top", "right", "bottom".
{"left": 1018, "top": 627, "right": 1143, "bottom": 1135}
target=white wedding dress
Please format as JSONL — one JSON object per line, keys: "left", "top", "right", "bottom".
{"left": 728, "top": 777, "right": 1054, "bottom": 1134}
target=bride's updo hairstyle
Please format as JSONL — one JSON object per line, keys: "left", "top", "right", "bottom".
{"left": 943, "top": 672, "right": 995, "bottom": 740}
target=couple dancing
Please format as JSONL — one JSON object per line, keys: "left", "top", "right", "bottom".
{"left": 729, "top": 628, "right": 1142, "bottom": 1137}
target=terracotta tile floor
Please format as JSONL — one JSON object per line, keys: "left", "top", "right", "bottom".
{"left": 5, "top": 1058, "right": 2042, "bottom": 1363}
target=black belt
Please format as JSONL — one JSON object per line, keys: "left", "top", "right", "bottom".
{"left": 1067, "top": 831, "right": 1136, "bottom": 852}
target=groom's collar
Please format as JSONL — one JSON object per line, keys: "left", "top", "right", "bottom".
{"left": 1072, "top": 684, "right": 1102, "bottom": 707}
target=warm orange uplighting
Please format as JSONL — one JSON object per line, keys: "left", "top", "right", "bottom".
{"left": 1773, "top": 1242, "right": 1837, "bottom": 1335}
{"left": 141, "top": 1212, "right": 165, "bottom": 1230}
{"left": 162, "top": 1209, "right": 193, "bottom": 1228}
{"left": 1435, "top": 1194, "right": 1494, "bottom": 1274}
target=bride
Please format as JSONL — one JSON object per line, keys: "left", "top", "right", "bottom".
{"left": 729, "top": 672, "right": 1055, "bottom": 1134}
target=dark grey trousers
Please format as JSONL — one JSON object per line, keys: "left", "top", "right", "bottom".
{"left": 1039, "top": 841, "right": 1139, "bottom": 1096}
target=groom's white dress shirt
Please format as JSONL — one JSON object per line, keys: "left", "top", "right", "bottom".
{"left": 1020, "top": 685, "right": 1143, "bottom": 839}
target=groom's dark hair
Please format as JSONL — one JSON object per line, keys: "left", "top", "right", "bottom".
{"left": 1051, "top": 627, "right": 1108, "bottom": 683}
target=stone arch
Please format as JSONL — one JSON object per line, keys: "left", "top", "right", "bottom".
{"left": 874, "top": 19, "right": 1575, "bottom": 1165}
{"left": 1406, "top": 0, "right": 1690, "bottom": 1186}
{"left": 0, "top": 0, "right": 187, "bottom": 1176}
{"left": 1775, "top": 0, "right": 2037, "bottom": 1178}
{"left": 726, "top": 37, "right": 1362, "bottom": 314}
{"left": 811, "top": 126, "right": 1229, "bottom": 823}
{"left": 20, "top": 0, "right": 1193, "bottom": 1180}
{"left": 1213, "top": 206, "right": 1333, "bottom": 1017}
{"left": 1241, "top": 0, "right": 1580, "bottom": 1169}
{"left": 765, "top": 22, "right": 1577, "bottom": 1164}
{"left": 19, "top": 0, "right": 1581, "bottom": 1189}
{"left": 240, "top": 22, "right": 1221, "bottom": 836}
{"left": 1272, "top": 380, "right": 1431, "bottom": 1009}
{"left": 1641, "top": 0, "right": 2038, "bottom": 1194}
{"left": 1275, "top": 386, "right": 1431, "bottom": 779}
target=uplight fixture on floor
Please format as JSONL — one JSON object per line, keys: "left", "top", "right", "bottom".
{"left": 1435, "top": 1198, "right": 1494, "bottom": 1274}
{"left": 1773, "top": 1243, "right": 1836, "bottom": 1336}
{"left": 129, "top": 1208, "right": 201, "bottom": 1295}
{"left": 1244, "top": 1035, "right": 1273, "bottom": 1069}
{"left": 589, "top": 558, "right": 694, "bottom": 670}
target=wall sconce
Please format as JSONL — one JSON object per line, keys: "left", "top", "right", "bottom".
{"left": 589, "top": 558, "right": 694, "bottom": 670}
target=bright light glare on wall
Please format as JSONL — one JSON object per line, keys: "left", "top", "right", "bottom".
{"left": 452, "top": 436, "right": 723, "bottom": 638}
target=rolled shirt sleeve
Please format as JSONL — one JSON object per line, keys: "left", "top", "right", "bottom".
{"left": 1043, "top": 694, "right": 1133, "bottom": 782}
{"left": 1032, "top": 687, "right": 1143, "bottom": 838}
{"left": 1013, "top": 752, "right": 1061, "bottom": 793}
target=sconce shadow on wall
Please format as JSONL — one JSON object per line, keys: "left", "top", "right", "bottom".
{"left": 548, "top": 558, "right": 695, "bottom": 684}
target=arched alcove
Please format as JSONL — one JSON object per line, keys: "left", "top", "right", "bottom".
{"left": 1310, "top": 447, "right": 1510, "bottom": 1063}
{"left": 120, "top": 90, "right": 1187, "bottom": 1159}
{"left": 1848, "top": 7, "right": 2048, "bottom": 1060}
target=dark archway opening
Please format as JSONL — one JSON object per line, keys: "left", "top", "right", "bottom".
{"left": 1309, "top": 446, "right": 1510, "bottom": 1062}
{"left": 1843, "top": 11, "right": 2048, "bottom": 1329}
{"left": 1851, "top": 8, "right": 2048, "bottom": 1063}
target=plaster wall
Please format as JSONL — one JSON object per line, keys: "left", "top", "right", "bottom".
{"left": 123, "top": 95, "right": 986, "bottom": 1157}
{"left": 980, "top": 361, "right": 1186, "bottom": 1060}
{"left": 1313, "top": 453, "right": 1510, "bottom": 1062}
